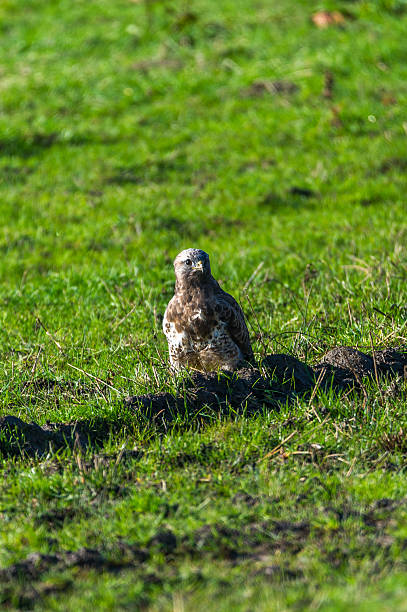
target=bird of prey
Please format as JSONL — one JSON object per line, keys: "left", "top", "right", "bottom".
{"left": 163, "top": 248, "right": 254, "bottom": 372}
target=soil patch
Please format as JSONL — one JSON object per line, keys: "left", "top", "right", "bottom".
{"left": 1, "top": 346, "right": 406, "bottom": 456}
{"left": 0, "top": 416, "right": 115, "bottom": 457}
{"left": 128, "top": 345, "right": 407, "bottom": 420}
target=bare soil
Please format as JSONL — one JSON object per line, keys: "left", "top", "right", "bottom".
{"left": 1, "top": 346, "right": 406, "bottom": 457}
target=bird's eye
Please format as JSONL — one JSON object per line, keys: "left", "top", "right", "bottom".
{"left": 185, "top": 259, "right": 192, "bottom": 266}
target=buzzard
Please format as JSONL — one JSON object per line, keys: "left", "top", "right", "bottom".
{"left": 163, "top": 248, "right": 254, "bottom": 371}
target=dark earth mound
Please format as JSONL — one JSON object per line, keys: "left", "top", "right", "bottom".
{"left": 1, "top": 346, "right": 406, "bottom": 457}
{"left": 0, "top": 416, "right": 113, "bottom": 457}
{"left": 129, "top": 345, "right": 406, "bottom": 422}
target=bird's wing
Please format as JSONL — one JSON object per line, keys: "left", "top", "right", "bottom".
{"left": 215, "top": 290, "right": 254, "bottom": 361}
{"left": 163, "top": 295, "right": 178, "bottom": 335}
{"left": 162, "top": 300, "right": 171, "bottom": 334}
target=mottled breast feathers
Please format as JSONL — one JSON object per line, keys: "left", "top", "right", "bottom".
{"left": 163, "top": 248, "right": 254, "bottom": 372}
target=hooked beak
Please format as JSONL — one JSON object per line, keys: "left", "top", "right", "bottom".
{"left": 192, "top": 260, "right": 203, "bottom": 272}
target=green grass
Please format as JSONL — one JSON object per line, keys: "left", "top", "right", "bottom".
{"left": 0, "top": 0, "right": 407, "bottom": 609}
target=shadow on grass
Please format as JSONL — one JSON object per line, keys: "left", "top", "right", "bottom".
{"left": 0, "top": 132, "right": 125, "bottom": 159}
{"left": 1, "top": 346, "right": 405, "bottom": 458}
{"left": 130, "top": 346, "right": 406, "bottom": 426}
{"left": 0, "top": 415, "right": 123, "bottom": 458}
{"left": 105, "top": 156, "right": 188, "bottom": 185}
{"left": 1, "top": 494, "right": 404, "bottom": 610}
{"left": 258, "top": 187, "right": 319, "bottom": 213}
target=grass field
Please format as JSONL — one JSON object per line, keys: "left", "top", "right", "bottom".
{"left": 0, "top": 0, "right": 407, "bottom": 609}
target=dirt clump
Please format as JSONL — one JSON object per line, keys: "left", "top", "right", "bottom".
{"left": 1, "top": 346, "right": 406, "bottom": 457}
{"left": 373, "top": 347, "right": 407, "bottom": 377}
{"left": 128, "top": 367, "right": 284, "bottom": 420}
{"left": 0, "top": 416, "right": 112, "bottom": 458}
{"left": 148, "top": 529, "right": 177, "bottom": 554}
{"left": 130, "top": 346, "right": 406, "bottom": 419}
{"left": 0, "top": 416, "right": 56, "bottom": 456}
{"left": 0, "top": 548, "right": 125, "bottom": 582}
{"left": 316, "top": 346, "right": 407, "bottom": 390}
{"left": 131, "top": 392, "right": 180, "bottom": 422}
{"left": 262, "top": 354, "right": 314, "bottom": 393}
{"left": 318, "top": 347, "right": 375, "bottom": 378}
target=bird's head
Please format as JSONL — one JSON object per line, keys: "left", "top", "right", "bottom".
{"left": 173, "top": 248, "right": 211, "bottom": 285}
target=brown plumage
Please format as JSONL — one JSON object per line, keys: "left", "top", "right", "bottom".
{"left": 163, "top": 248, "right": 254, "bottom": 371}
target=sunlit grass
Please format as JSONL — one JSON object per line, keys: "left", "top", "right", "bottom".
{"left": 0, "top": 0, "right": 406, "bottom": 609}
